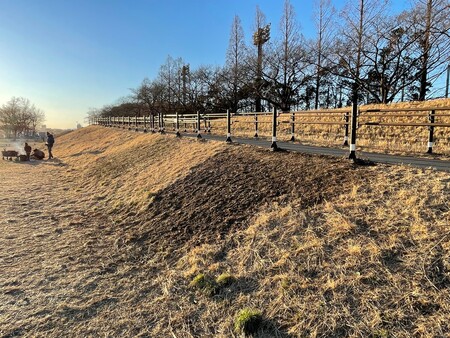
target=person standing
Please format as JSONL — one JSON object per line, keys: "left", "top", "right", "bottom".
{"left": 46, "top": 132, "right": 55, "bottom": 159}
{"left": 24, "top": 142, "right": 32, "bottom": 161}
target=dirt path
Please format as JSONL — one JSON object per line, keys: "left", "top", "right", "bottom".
{"left": 0, "top": 159, "right": 119, "bottom": 336}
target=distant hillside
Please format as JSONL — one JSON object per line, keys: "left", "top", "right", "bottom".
{"left": 1, "top": 126, "right": 449, "bottom": 337}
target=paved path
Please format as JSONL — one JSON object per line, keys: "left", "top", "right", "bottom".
{"left": 176, "top": 131, "right": 450, "bottom": 172}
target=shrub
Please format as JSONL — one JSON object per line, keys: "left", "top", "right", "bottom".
{"left": 234, "top": 308, "right": 263, "bottom": 335}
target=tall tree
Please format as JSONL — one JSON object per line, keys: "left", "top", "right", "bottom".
{"left": 409, "top": 0, "right": 450, "bottom": 99}
{"left": 224, "top": 15, "right": 247, "bottom": 113}
{"left": 263, "top": 0, "right": 309, "bottom": 111}
{"left": 312, "top": 0, "right": 335, "bottom": 109}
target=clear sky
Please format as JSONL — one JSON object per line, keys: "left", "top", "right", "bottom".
{"left": 0, "top": 0, "right": 427, "bottom": 129}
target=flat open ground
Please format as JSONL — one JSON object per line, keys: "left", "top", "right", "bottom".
{"left": 1, "top": 126, "right": 450, "bottom": 337}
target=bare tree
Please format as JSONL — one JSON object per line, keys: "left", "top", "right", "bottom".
{"left": 312, "top": 0, "right": 336, "bottom": 109}
{"left": 408, "top": 0, "right": 450, "bottom": 99}
{"left": 263, "top": 0, "right": 309, "bottom": 112}
{"left": 0, "top": 97, "right": 45, "bottom": 138}
{"left": 224, "top": 15, "right": 247, "bottom": 113}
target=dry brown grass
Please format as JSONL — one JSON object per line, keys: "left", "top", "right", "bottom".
{"left": 210, "top": 98, "right": 450, "bottom": 157}
{"left": 1, "top": 126, "right": 449, "bottom": 337}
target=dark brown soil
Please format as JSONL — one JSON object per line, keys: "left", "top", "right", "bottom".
{"left": 118, "top": 146, "right": 371, "bottom": 260}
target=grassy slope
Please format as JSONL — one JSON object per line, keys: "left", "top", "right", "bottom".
{"left": 1, "top": 126, "right": 449, "bottom": 338}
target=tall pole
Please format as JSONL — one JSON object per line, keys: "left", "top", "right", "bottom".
{"left": 253, "top": 24, "right": 270, "bottom": 113}
{"left": 446, "top": 64, "right": 449, "bottom": 98}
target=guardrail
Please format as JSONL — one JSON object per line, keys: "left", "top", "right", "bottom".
{"left": 90, "top": 105, "right": 450, "bottom": 158}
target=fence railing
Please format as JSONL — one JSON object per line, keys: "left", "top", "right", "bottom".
{"left": 90, "top": 105, "right": 450, "bottom": 158}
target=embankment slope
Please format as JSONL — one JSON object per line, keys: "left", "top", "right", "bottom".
{"left": 0, "top": 126, "right": 449, "bottom": 337}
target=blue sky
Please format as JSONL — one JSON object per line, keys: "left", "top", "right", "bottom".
{"left": 0, "top": 0, "right": 424, "bottom": 128}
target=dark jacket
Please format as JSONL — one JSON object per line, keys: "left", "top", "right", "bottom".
{"left": 47, "top": 134, "right": 55, "bottom": 146}
{"left": 24, "top": 144, "right": 32, "bottom": 154}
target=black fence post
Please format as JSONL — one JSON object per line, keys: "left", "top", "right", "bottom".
{"left": 207, "top": 120, "right": 211, "bottom": 133}
{"left": 271, "top": 107, "right": 279, "bottom": 150}
{"left": 128, "top": 116, "right": 131, "bottom": 130}
{"left": 135, "top": 115, "right": 138, "bottom": 132}
{"left": 196, "top": 111, "right": 202, "bottom": 139}
{"left": 176, "top": 112, "right": 181, "bottom": 137}
{"left": 290, "top": 112, "right": 295, "bottom": 141}
{"left": 226, "top": 109, "right": 232, "bottom": 143}
{"left": 143, "top": 115, "right": 147, "bottom": 133}
{"left": 427, "top": 109, "right": 435, "bottom": 154}
{"left": 343, "top": 111, "right": 349, "bottom": 146}
{"left": 254, "top": 113, "right": 259, "bottom": 138}
{"left": 349, "top": 102, "right": 358, "bottom": 159}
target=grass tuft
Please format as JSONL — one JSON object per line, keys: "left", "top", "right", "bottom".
{"left": 234, "top": 308, "right": 263, "bottom": 335}
{"left": 216, "top": 273, "right": 235, "bottom": 287}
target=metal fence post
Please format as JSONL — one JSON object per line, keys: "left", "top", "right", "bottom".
{"left": 349, "top": 102, "right": 358, "bottom": 159}
{"left": 427, "top": 109, "right": 435, "bottom": 154}
{"left": 176, "top": 112, "right": 181, "bottom": 137}
{"left": 254, "top": 113, "right": 259, "bottom": 138}
{"left": 226, "top": 109, "right": 232, "bottom": 143}
{"left": 271, "top": 107, "right": 278, "bottom": 150}
{"left": 290, "top": 112, "right": 295, "bottom": 141}
{"left": 343, "top": 111, "right": 349, "bottom": 146}
{"left": 196, "top": 111, "right": 202, "bottom": 139}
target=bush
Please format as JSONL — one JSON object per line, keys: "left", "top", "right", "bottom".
{"left": 234, "top": 308, "right": 263, "bottom": 335}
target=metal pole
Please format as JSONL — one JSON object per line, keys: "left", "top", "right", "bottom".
{"left": 176, "top": 112, "right": 181, "bottom": 137}
{"left": 226, "top": 109, "right": 232, "bottom": 143}
{"left": 254, "top": 113, "right": 258, "bottom": 138}
{"left": 349, "top": 102, "right": 358, "bottom": 159}
{"left": 290, "top": 112, "right": 295, "bottom": 141}
{"left": 343, "top": 111, "right": 349, "bottom": 146}
{"left": 196, "top": 111, "right": 202, "bottom": 139}
{"left": 207, "top": 120, "right": 211, "bottom": 133}
{"left": 446, "top": 64, "right": 449, "bottom": 98}
{"left": 427, "top": 109, "right": 435, "bottom": 154}
{"left": 128, "top": 116, "right": 131, "bottom": 130}
{"left": 135, "top": 115, "right": 138, "bottom": 132}
{"left": 271, "top": 107, "right": 278, "bottom": 150}
{"left": 143, "top": 115, "right": 147, "bottom": 133}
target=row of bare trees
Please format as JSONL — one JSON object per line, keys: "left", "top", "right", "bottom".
{"left": 0, "top": 97, "right": 45, "bottom": 139}
{"left": 90, "top": 0, "right": 449, "bottom": 119}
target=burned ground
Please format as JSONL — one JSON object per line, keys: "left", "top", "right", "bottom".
{"left": 121, "top": 146, "right": 369, "bottom": 261}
